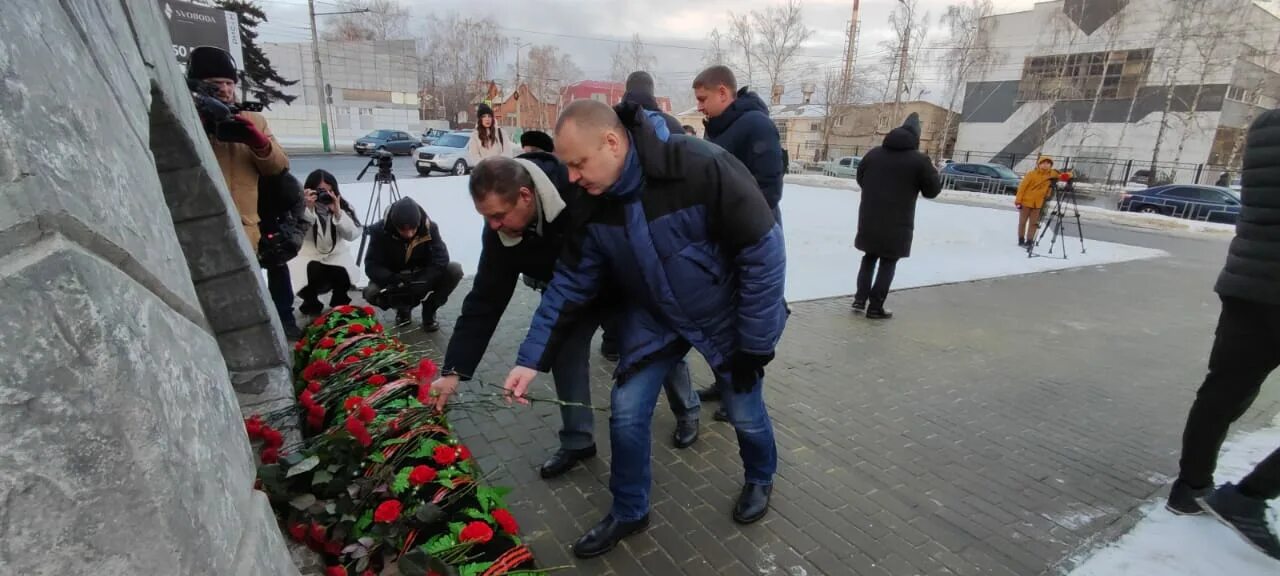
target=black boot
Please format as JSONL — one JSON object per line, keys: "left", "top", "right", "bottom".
{"left": 572, "top": 514, "right": 650, "bottom": 558}
{"left": 1166, "top": 478, "right": 1210, "bottom": 515}
{"left": 697, "top": 386, "right": 721, "bottom": 402}
{"left": 539, "top": 445, "right": 597, "bottom": 479}
{"left": 329, "top": 290, "right": 352, "bottom": 308}
{"left": 672, "top": 419, "right": 699, "bottom": 449}
{"left": 1202, "top": 483, "right": 1280, "bottom": 559}
{"left": 422, "top": 307, "right": 440, "bottom": 332}
{"left": 733, "top": 483, "right": 772, "bottom": 524}
{"left": 851, "top": 298, "right": 867, "bottom": 312}
{"left": 299, "top": 299, "right": 324, "bottom": 316}
{"left": 282, "top": 321, "right": 303, "bottom": 341}
{"left": 394, "top": 308, "right": 411, "bottom": 326}
{"left": 866, "top": 301, "right": 893, "bottom": 320}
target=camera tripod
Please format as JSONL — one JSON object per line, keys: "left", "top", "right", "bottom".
{"left": 355, "top": 157, "right": 401, "bottom": 266}
{"left": 1027, "top": 178, "right": 1087, "bottom": 259}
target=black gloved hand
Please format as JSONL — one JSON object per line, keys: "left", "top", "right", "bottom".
{"left": 214, "top": 115, "right": 271, "bottom": 150}
{"left": 730, "top": 352, "right": 775, "bottom": 393}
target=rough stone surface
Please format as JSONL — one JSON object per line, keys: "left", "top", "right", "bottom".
{"left": 0, "top": 1, "right": 297, "bottom": 574}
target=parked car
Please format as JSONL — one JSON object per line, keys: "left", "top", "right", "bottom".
{"left": 940, "top": 162, "right": 1021, "bottom": 194}
{"left": 823, "top": 156, "right": 861, "bottom": 178}
{"left": 420, "top": 128, "right": 449, "bottom": 145}
{"left": 354, "top": 130, "right": 419, "bottom": 156}
{"left": 1118, "top": 184, "right": 1241, "bottom": 224}
{"left": 416, "top": 131, "right": 474, "bottom": 176}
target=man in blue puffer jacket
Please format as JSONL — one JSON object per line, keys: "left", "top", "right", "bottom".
{"left": 503, "top": 99, "right": 788, "bottom": 558}
{"left": 696, "top": 65, "right": 784, "bottom": 223}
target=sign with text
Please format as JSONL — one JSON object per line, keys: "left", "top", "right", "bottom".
{"left": 160, "top": 0, "right": 244, "bottom": 75}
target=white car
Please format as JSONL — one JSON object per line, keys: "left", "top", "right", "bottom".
{"left": 415, "top": 131, "right": 473, "bottom": 176}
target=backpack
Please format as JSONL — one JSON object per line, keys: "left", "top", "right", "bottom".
{"left": 257, "top": 169, "right": 309, "bottom": 267}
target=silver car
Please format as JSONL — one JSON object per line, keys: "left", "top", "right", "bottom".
{"left": 823, "top": 156, "right": 861, "bottom": 178}
{"left": 415, "top": 131, "right": 473, "bottom": 176}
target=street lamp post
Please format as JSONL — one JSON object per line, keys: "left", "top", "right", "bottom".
{"left": 307, "top": 2, "right": 369, "bottom": 152}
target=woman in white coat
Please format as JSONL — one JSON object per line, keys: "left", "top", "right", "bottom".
{"left": 467, "top": 102, "right": 510, "bottom": 166}
{"left": 290, "top": 169, "right": 362, "bottom": 314}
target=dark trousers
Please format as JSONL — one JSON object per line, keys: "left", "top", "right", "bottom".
{"left": 363, "top": 262, "right": 464, "bottom": 315}
{"left": 265, "top": 264, "right": 297, "bottom": 328}
{"left": 1177, "top": 295, "right": 1280, "bottom": 500}
{"left": 855, "top": 253, "right": 899, "bottom": 305}
{"left": 299, "top": 261, "right": 352, "bottom": 308}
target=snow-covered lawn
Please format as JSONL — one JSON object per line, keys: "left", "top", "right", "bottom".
{"left": 1067, "top": 423, "right": 1280, "bottom": 575}
{"left": 337, "top": 176, "right": 1165, "bottom": 301}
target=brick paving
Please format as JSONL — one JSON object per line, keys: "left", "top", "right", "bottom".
{"left": 379, "top": 225, "right": 1280, "bottom": 576}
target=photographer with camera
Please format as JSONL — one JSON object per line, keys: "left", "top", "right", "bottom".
{"left": 288, "top": 170, "right": 361, "bottom": 315}
{"left": 362, "top": 197, "right": 463, "bottom": 330}
{"left": 187, "top": 46, "right": 297, "bottom": 336}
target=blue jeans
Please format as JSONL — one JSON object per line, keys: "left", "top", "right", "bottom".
{"left": 551, "top": 320, "right": 701, "bottom": 451}
{"left": 265, "top": 264, "right": 297, "bottom": 329}
{"left": 610, "top": 356, "right": 775, "bottom": 522}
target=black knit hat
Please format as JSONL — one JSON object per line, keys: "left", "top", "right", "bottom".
{"left": 519, "top": 130, "right": 554, "bottom": 153}
{"left": 387, "top": 198, "right": 422, "bottom": 231}
{"left": 187, "top": 46, "right": 238, "bottom": 81}
{"left": 477, "top": 102, "right": 494, "bottom": 119}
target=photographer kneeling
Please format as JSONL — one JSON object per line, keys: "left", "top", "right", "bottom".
{"left": 363, "top": 197, "right": 463, "bottom": 331}
{"left": 288, "top": 170, "right": 360, "bottom": 314}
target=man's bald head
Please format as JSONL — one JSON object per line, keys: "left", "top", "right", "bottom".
{"left": 554, "top": 100, "right": 629, "bottom": 196}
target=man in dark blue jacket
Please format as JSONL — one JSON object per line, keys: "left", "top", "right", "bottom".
{"left": 363, "top": 198, "right": 463, "bottom": 330}
{"left": 695, "top": 65, "right": 784, "bottom": 222}
{"left": 503, "top": 99, "right": 788, "bottom": 557}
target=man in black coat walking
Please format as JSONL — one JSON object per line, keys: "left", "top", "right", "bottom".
{"left": 1166, "top": 109, "right": 1280, "bottom": 560}
{"left": 852, "top": 113, "right": 942, "bottom": 319}
{"left": 363, "top": 197, "right": 464, "bottom": 330}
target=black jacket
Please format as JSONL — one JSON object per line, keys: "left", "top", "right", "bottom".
{"left": 854, "top": 117, "right": 942, "bottom": 259}
{"left": 622, "top": 90, "right": 683, "bottom": 135}
{"left": 1216, "top": 109, "right": 1280, "bottom": 305}
{"left": 442, "top": 152, "right": 588, "bottom": 380}
{"left": 364, "top": 200, "right": 451, "bottom": 287}
{"left": 704, "top": 88, "right": 784, "bottom": 209}
{"left": 256, "top": 169, "right": 309, "bottom": 267}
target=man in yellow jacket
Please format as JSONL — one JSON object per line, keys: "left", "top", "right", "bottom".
{"left": 187, "top": 47, "right": 297, "bottom": 336}
{"left": 1014, "top": 156, "right": 1060, "bottom": 247}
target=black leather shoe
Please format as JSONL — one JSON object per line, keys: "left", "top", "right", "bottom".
{"left": 851, "top": 298, "right": 867, "bottom": 312}
{"left": 866, "top": 307, "right": 893, "bottom": 320}
{"left": 733, "top": 483, "right": 772, "bottom": 524}
{"left": 713, "top": 409, "right": 729, "bottom": 422}
{"left": 697, "top": 386, "right": 721, "bottom": 402}
{"left": 422, "top": 310, "right": 440, "bottom": 333}
{"left": 672, "top": 419, "right": 699, "bottom": 449}
{"left": 572, "top": 514, "right": 650, "bottom": 558}
{"left": 539, "top": 445, "right": 597, "bottom": 479}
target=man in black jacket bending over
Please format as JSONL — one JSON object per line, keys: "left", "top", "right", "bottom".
{"left": 363, "top": 197, "right": 463, "bottom": 331}
{"left": 429, "top": 154, "right": 702, "bottom": 479}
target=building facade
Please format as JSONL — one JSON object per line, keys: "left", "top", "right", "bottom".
{"left": 259, "top": 40, "right": 426, "bottom": 151}
{"left": 954, "top": 0, "right": 1280, "bottom": 183}
{"left": 561, "top": 80, "right": 673, "bottom": 112}
{"left": 487, "top": 83, "right": 560, "bottom": 131}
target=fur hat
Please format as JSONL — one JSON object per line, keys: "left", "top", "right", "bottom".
{"left": 187, "top": 46, "right": 237, "bottom": 81}
{"left": 519, "top": 130, "right": 554, "bottom": 153}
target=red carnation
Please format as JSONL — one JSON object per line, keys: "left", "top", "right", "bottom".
{"left": 303, "top": 360, "right": 334, "bottom": 380}
{"left": 341, "top": 355, "right": 358, "bottom": 366}
{"left": 417, "top": 381, "right": 432, "bottom": 405}
{"left": 318, "top": 337, "right": 337, "bottom": 349}
{"left": 308, "top": 403, "right": 325, "bottom": 418}
{"left": 312, "top": 316, "right": 326, "bottom": 327}
{"left": 307, "top": 415, "right": 325, "bottom": 429}
{"left": 288, "top": 523, "right": 307, "bottom": 542}
{"left": 373, "top": 499, "right": 402, "bottom": 523}
{"left": 262, "top": 428, "right": 284, "bottom": 449}
{"left": 336, "top": 305, "right": 356, "bottom": 314}
{"left": 367, "top": 374, "right": 388, "bottom": 387}
{"left": 324, "top": 539, "right": 344, "bottom": 555}
{"left": 349, "top": 324, "right": 366, "bottom": 335}
{"left": 307, "top": 380, "right": 321, "bottom": 393}
{"left": 373, "top": 324, "right": 384, "bottom": 334}
{"left": 325, "top": 567, "right": 347, "bottom": 576}
{"left": 260, "top": 447, "right": 279, "bottom": 464}
{"left": 345, "top": 417, "right": 366, "bottom": 436}
{"left": 344, "top": 396, "right": 363, "bottom": 411}
{"left": 359, "top": 347, "right": 373, "bottom": 358}
{"left": 376, "top": 343, "right": 388, "bottom": 351}
{"left": 457, "top": 445, "right": 472, "bottom": 461}
{"left": 244, "top": 417, "right": 263, "bottom": 439}
{"left": 299, "top": 389, "right": 315, "bottom": 407}
{"left": 408, "top": 465, "right": 437, "bottom": 486}
{"left": 294, "top": 340, "right": 305, "bottom": 351}
{"left": 358, "top": 404, "right": 376, "bottom": 423}
{"left": 432, "top": 445, "right": 457, "bottom": 467}
{"left": 355, "top": 430, "right": 372, "bottom": 447}
{"left": 309, "top": 522, "right": 327, "bottom": 542}
{"left": 459, "top": 521, "right": 494, "bottom": 544}
{"left": 492, "top": 508, "right": 519, "bottom": 535}
{"left": 416, "top": 359, "right": 439, "bottom": 381}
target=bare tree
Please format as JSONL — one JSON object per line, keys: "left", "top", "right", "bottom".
{"left": 1169, "top": 0, "right": 1251, "bottom": 177}
{"left": 419, "top": 13, "right": 508, "bottom": 127}
{"left": 323, "top": 0, "right": 409, "bottom": 41}
{"left": 704, "top": 28, "right": 733, "bottom": 68}
{"left": 876, "top": 0, "right": 930, "bottom": 132}
{"left": 610, "top": 34, "right": 657, "bottom": 82}
{"left": 728, "top": 11, "right": 756, "bottom": 88}
{"left": 1222, "top": 21, "right": 1280, "bottom": 171}
{"left": 511, "top": 45, "right": 582, "bottom": 127}
{"left": 753, "top": 0, "right": 814, "bottom": 103}
{"left": 934, "top": 0, "right": 994, "bottom": 158}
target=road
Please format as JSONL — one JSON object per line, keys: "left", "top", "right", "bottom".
{"left": 288, "top": 152, "right": 451, "bottom": 184}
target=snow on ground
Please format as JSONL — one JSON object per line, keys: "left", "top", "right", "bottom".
{"left": 338, "top": 176, "right": 1166, "bottom": 301}
{"left": 1067, "top": 423, "right": 1280, "bottom": 576}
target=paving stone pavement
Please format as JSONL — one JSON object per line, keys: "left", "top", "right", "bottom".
{"left": 367, "top": 224, "right": 1280, "bottom": 576}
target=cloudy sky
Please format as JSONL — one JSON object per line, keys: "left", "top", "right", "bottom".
{"left": 252, "top": 0, "right": 1045, "bottom": 108}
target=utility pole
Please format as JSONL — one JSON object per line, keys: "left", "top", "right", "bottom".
{"left": 893, "top": 0, "right": 911, "bottom": 123}
{"left": 513, "top": 39, "right": 531, "bottom": 131}
{"left": 307, "top": 0, "right": 330, "bottom": 152}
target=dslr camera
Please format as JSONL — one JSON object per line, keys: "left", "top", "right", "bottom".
{"left": 372, "top": 275, "right": 430, "bottom": 310}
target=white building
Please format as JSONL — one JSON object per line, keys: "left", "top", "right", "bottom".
{"left": 259, "top": 40, "right": 425, "bottom": 151}
{"left": 954, "top": 0, "right": 1279, "bottom": 183}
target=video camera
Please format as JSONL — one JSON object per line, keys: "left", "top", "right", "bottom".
{"left": 371, "top": 276, "right": 431, "bottom": 310}
{"left": 357, "top": 150, "right": 396, "bottom": 182}
{"left": 188, "top": 77, "right": 263, "bottom": 136}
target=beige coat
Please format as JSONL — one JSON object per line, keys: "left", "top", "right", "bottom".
{"left": 466, "top": 127, "right": 511, "bottom": 166}
{"left": 208, "top": 111, "right": 289, "bottom": 250}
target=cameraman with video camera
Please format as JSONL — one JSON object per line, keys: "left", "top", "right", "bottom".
{"left": 187, "top": 47, "right": 298, "bottom": 337}
{"left": 363, "top": 198, "right": 464, "bottom": 330}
